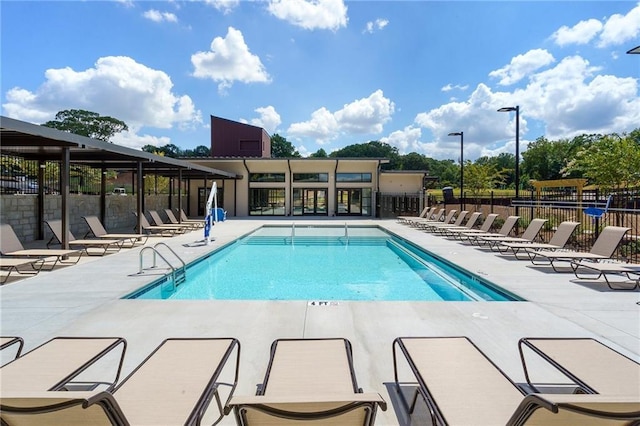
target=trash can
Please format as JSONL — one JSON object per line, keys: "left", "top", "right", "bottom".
{"left": 442, "top": 187, "right": 454, "bottom": 203}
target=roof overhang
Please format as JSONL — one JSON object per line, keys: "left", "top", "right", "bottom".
{"left": 0, "top": 116, "right": 239, "bottom": 179}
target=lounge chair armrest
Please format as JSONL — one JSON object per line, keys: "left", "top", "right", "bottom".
{"left": 226, "top": 392, "right": 387, "bottom": 415}
{"left": 507, "top": 393, "right": 640, "bottom": 426}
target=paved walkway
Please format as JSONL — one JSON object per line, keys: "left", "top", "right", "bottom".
{"left": 1, "top": 218, "right": 638, "bottom": 425}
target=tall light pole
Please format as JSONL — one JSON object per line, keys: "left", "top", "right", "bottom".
{"left": 448, "top": 132, "right": 464, "bottom": 210}
{"left": 627, "top": 46, "right": 640, "bottom": 54}
{"left": 498, "top": 106, "right": 520, "bottom": 215}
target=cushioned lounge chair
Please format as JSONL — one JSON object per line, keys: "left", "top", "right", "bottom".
{"left": 443, "top": 213, "right": 498, "bottom": 239}
{"left": 570, "top": 261, "right": 640, "bottom": 290}
{"left": 0, "top": 338, "right": 241, "bottom": 426}
{"left": 0, "top": 337, "right": 126, "bottom": 393}
{"left": 518, "top": 337, "right": 640, "bottom": 397}
{"left": 148, "top": 210, "right": 193, "bottom": 232}
{"left": 422, "top": 211, "right": 468, "bottom": 233}
{"left": 45, "top": 220, "right": 124, "bottom": 256}
{"left": 527, "top": 226, "right": 630, "bottom": 272}
{"left": 227, "top": 338, "right": 386, "bottom": 425}
{"left": 0, "top": 336, "right": 24, "bottom": 364}
{"left": 392, "top": 336, "right": 640, "bottom": 425}
{"left": 460, "top": 215, "right": 520, "bottom": 245}
{"left": 0, "top": 257, "right": 45, "bottom": 284}
{"left": 0, "top": 224, "right": 82, "bottom": 269}
{"left": 133, "top": 212, "right": 184, "bottom": 236}
{"left": 497, "top": 221, "right": 580, "bottom": 259}
{"left": 82, "top": 215, "right": 148, "bottom": 247}
{"left": 475, "top": 218, "right": 548, "bottom": 250}
{"left": 164, "top": 209, "right": 202, "bottom": 230}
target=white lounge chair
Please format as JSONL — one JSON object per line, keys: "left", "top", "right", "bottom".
{"left": 497, "top": 221, "right": 580, "bottom": 259}
{"left": 571, "top": 261, "right": 640, "bottom": 290}
{"left": 0, "top": 224, "right": 82, "bottom": 269}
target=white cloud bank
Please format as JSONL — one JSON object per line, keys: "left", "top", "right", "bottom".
{"left": 241, "top": 106, "right": 282, "bottom": 135}
{"left": 267, "top": 0, "right": 348, "bottom": 31}
{"left": 287, "top": 90, "right": 394, "bottom": 144}
{"left": 191, "top": 27, "right": 271, "bottom": 94}
{"left": 2, "top": 56, "right": 201, "bottom": 149}
{"left": 142, "top": 9, "right": 178, "bottom": 23}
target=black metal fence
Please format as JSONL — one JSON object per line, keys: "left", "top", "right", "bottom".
{"left": 431, "top": 187, "right": 639, "bottom": 263}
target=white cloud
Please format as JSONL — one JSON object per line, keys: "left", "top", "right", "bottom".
{"left": 489, "top": 49, "right": 555, "bottom": 86}
{"left": 380, "top": 126, "right": 422, "bottom": 154}
{"left": 111, "top": 129, "right": 172, "bottom": 150}
{"left": 551, "top": 19, "right": 602, "bottom": 46}
{"left": 364, "top": 18, "right": 388, "bottom": 34}
{"left": 242, "top": 105, "right": 282, "bottom": 134}
{"left": 143, "top": 9, "right": 178, "bottom": 23}
{"left": 287, "top": 107, "right": 339, "bottom": 144}
{"left": 2, "top": 56, "right": 202, "bottom": 149}
{"left": 267, "top": 0, "right": 348, "bottom": 31}
{"left": 191, "top": 27, "right": 271, "bottom": 94}
{"left": 441, "top": 83, "right": 469, "bottom": 92}
{"left": 287, "top": 90, "right": 394, "bottom": 144}
{"left": 598, "top": 3, "right": 640, "bottom": 47}
{"left": 204, "top": 0, "right": 240, "bottom": 15}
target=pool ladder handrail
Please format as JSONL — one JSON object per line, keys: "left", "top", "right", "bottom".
{"left": 345, "top": 222, "right": 349, "bottom": 245}
{"left": 139, "top": 242, "right": 187, "bottom": 288}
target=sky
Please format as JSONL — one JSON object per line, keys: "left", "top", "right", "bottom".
{"left": 1, "top": 1, "right": 639, "bottom": 162}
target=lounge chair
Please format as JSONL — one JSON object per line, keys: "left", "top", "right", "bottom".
{"left": 0, "top": 337, "right": 24, "bottom": 364}
{"left": 82, "top": 215, "right": 148, "bottom": 247}
{"left": 0, "top": 337, "right": 241, "bottom": 426}
{"left": 460, "top": 215, "right": 520, "bottom": 245}
{"left": 422, "top": 211, "right": 468, "bottom": 233}
{"left": 392, "top": 336, "right": 640, "bottom": 425}
{"left": 475, "top": 218, "right": 548, "bottom": 250}
{"left": 397, "top": 206, "right": 433, "bottom": 225}
{"left": 45, "top": 220, "right": 124, "bottom": 256}
{"left": 497, "top": 221, "right": 580, "bottom": 259}
{"left": 164, "top": 209, "right": 202, "bottom": 230}
{"left": 148, "top": 210, "right": 193, "bottom": 232}
{"left": 570, "top": 261, "right": 640, "bottom": 290}
{"left": 133, "top": 212, "right": 184, "bottom": 236}
{"left": 227, "top": 338, "right": 386, "bottom": 425}
{"left": 0, "top": 257, "right": 45, "bottom": 284}
{"left": 518, "top": 337, "right": 640, "bottom": 397}
{"left": 431, "top": 211, "right": 482, "bottom": 235}
{"left": 527, "top": 226, "right": 630, "bottom": 272}
{"left": 0, "top": 336, "right": 126, "bottom": 393}
{"left": 443, "top": 213, "right": 498, "bottom": 239}
{"left": 407, "top": 208, "right": 445, "bottom": 228}
{"left": 0, "top": 224, "right": 82, "bottom": 269}
{"left": 416, "top": 209, "right": 457, "bottom": 230}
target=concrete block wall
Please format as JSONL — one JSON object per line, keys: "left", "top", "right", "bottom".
{"left": 1, "top": 194, "right": 187, "bottom": 244}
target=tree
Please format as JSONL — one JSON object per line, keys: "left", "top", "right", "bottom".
{"left": 309, "top": 148, "right": 328, "bottom": 158}
{"left": 42, "top": 109, "right": 128, "bottom": 142}
{"left": 562, "top": 134, "right": 640, "bottom": 192}
{"left": 330, "top": 141, "right": 401, "bottom": 169}
{"left": 271, "top": 134, "right": 300, "bottom": 158}
{"left": 464, "top": 162, "right": 507, "bottom": 208}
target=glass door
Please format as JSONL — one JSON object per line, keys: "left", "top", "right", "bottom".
{"left": 295, "top": 188, "right": 327, "bottom": 215}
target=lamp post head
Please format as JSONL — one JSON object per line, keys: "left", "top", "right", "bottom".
{"left": 627, "top": 46, "right": 640, "bottom": 54}
{"left": 448, "top": 132, "right": 463, "bottom": 136}
{"left": 497, "top": 106, "right": 518, "bottom": 112}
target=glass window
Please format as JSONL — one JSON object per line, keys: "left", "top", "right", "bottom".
{"left": 249, "top": 188, "right": 286, "bottom": 215}
{"left": 336, "top": 173, "right": 372, "bottom": 182}
{"left": 250, "top": 173, "right": 285, "bottom": 182}
{"left": 293, "top": 173, "right": 328, "bottom": 182}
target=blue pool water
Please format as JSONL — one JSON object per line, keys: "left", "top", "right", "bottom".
{"left": 128, "top": 226, "right": 521, "bottom": 302}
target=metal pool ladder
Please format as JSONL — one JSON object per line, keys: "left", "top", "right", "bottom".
{"left": 138, "top": 242, "right": 187, "bottom": 287}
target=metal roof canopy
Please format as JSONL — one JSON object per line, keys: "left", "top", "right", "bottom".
{"left": 1, "top": 115, "right": 236, "bottom": 248}
{"left": 0, "top": 116, "right": 237, "bottom": 179}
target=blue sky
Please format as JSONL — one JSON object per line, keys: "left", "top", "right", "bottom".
{"left": 2, "top": 1, "right": 639, "bottom": 161}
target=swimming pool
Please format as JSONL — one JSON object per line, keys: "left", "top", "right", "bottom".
{"left": 127, "top": 225, "right": 522, "bottom": 302}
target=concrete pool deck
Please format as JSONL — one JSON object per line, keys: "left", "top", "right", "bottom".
{"left": 1, "top": 218, "right": 639, "bottom": 425}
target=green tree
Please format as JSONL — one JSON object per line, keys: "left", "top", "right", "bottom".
{"left": 42, "top": 109, "right": 128, "bottom": 142}
{"left": 401, "top": 152, "right": 430, "bottom": 171}
{"left": 271, "top": 134, "right": 300, "bottom": 158}
{"left": 309, "top": 148, "right": 328, "bottom": 158}
{"left": 330, "top": 141, "right": 401, "bottom": 169}
{"left": 464, "top": 162, "right": 507, "bottom": 208}
{"left": 182, "top": 145, "right": 211, "bottom": 157}
{"left": 562, "top": 134, "right": 640, "bottom": 192}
